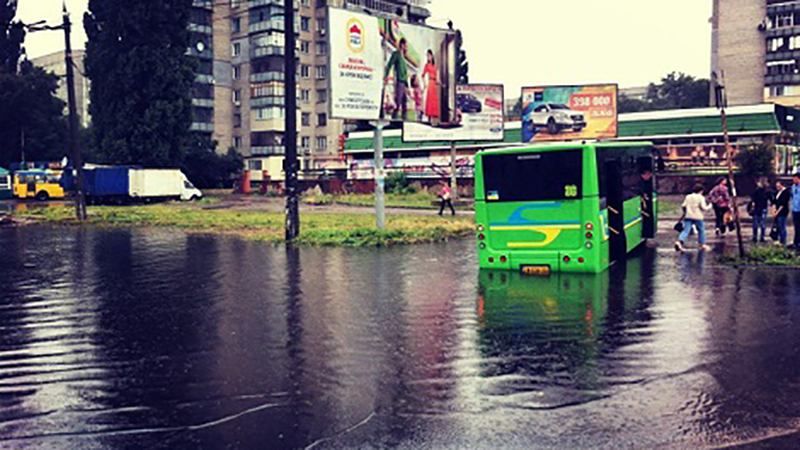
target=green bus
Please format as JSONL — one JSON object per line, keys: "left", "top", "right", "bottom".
{"left": 474, "top": 142, "right": 657, "bottom": 274}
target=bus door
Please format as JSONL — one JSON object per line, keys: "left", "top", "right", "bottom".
{"left": 604, "top": 159, "right": 627, "bottom": 264}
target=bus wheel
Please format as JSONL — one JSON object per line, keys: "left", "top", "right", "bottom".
{"left": 35, "top": 191, "right": 50, "bottom": 202}
{"left": 547, "top": 118, "right": 559, "bottom": 135}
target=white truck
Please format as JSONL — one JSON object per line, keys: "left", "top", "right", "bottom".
{"left": 128, "top": 169, "right": 203, "bottom": 202}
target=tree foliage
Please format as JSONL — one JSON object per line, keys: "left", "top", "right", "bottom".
{"left": 84, "top": 0, "right": 195, "bottom": 167}
{"left": 182, "top": 136, "right": 243, "bottom": 189}
{"left": 0, "top": 0, "right": 24, "bottom": 74}
{"left": 0, "top": 2, "right": 67, "bottom": 167}
{"left": 736, "top": 144, "right": 775, "bottom": 178}
{"left": 619, "top": 72, "right": 709, "bottom": 113}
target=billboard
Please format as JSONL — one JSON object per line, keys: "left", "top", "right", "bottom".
{"left": 328, "top": 7, "right": 458, "bottom": 125}
{"left": 348, "top": 154, "right": 474, "bottom": 180}
{"left": 521, "top": 84, "right": 618, "bottom": 143}
{"left": 402, "top": 84, "right": 505, "bottom": 142}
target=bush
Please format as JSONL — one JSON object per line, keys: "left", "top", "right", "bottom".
{"left": 182, "top": 137, "right": 243, "bottom": 189}
{"left": 736, "top": 144, "right": 774, "bottom": 178}
{"left": 385, "top": 171, "right": 417, "bottom": 194}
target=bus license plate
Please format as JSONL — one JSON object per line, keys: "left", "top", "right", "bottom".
{"left": 521, "top": 265, "right": 551, "bottom": 276}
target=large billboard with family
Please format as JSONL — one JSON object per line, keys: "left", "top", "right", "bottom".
{"left": 402, "top": 84, "right": 505, "bottom": 142}
{"left": 328, "top": 7, "right": 458, "bottom": 125}
{"left": 521, "top": 84, "right": 618, "bottom": 143}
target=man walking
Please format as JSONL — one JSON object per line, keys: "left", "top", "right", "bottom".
{"left": 385, "top": 38, "right": 409, "bottom": 120}
{"left": 749, "top": 178, "right": 770, "bottom": 243}
{"left": 675, "top": 184, "right": 713, "bottom": 252}
{"left": 792, "top": 173, "right": 800, "bottom": 248}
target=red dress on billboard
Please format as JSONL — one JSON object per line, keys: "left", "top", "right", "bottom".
{"left": 423, "top": 63, "right": 440, "bottom": 119}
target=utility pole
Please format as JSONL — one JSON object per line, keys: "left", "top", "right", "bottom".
{"left": 371, "top": 120, "right": 387, "bottom": 229}
{"left": 715, "top": 72, "right": 745, "bottom": 258}
{"left": 62, "top": 5, "right": 86, "bottom": 221}
{"left": 284, "top": 0, "right": 299, "bottom": 241}
{"left": 449, "top": 141, "right": 457, "bottom": 200}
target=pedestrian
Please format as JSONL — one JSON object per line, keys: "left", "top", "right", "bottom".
{"left": 709, "top": 148, "right": 718, "bottom": 165}
{"left": 748, "top": 178, "right": 770, "bottom": 243}
{"left": 709, "top": 177, "right": 731, "bottom": 236}
{"left": 773, "top": 180, "right": 791, "bottom": 245}
{"left": 639, "top": 168, "right": 655, "bottom": 238}
{"left": 438, "top": 181, "right": 455, "bottom": 216}
{"left": 791, "top": 173, "right": 800, "bottom": 248}
{"left": 675, "top": 184, "right": 713, "bottom": 252}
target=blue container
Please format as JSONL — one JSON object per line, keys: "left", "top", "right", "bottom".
{"left": 85, "top": 167, "right": 129, "bottom": 197}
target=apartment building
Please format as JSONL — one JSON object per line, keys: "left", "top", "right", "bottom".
{"left": 711, "top": 0, "right": 800, "bottom": 107}
{"left": 223, "top": 0, "right": 431, "bottom": 178}
{"left": 30, "top": 50, "right": 90, "bottom": 128}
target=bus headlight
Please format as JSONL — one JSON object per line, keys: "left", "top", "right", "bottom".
{"left": 477, "top": 224, "right": 485, "bottom": 232}
{"left": 585, "top": 231, "right": 593, "bottom": 239}
{"left": 585, "top": 222, "right": 594, "bottom": 230}
{"left": 477, "top": 233, "right": 485, "bottom": 241}
{"left": 479, "top": 242, "right": 486, "bottom": 249}
{"left": 585, "top": 242, "right": 593, "bottom": 249}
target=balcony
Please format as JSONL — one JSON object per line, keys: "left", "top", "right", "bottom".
{"left": 195, "top": 74, "right": 215, "bottom": 84}
{"left": 251, "top": 96, "right": 286, "bottom": 107}
{"left": 251, "top": 145, "right": 285, "bottom": 155}
{"left": 192, "top": 0, "right": 212, "bottom": 9}
{"left": 249, "top": 0, "right": 299, "bottom": 9}
{"left": 765, "top": 73, "right": 800, "bottom": 85}
{"left": 251, "top": 45, "right": 285, "bottom": 58}
{"left": 188, "top": 23, "right": 213, "bottom": 35}
{"left": 191, "top": 122, "right": 215, "bottom": 132}
{"left": 767, "top": 49, "right": 800, "bottom": 61}
{"left": 250, "top": 71, "right": 285, "bottom": 82}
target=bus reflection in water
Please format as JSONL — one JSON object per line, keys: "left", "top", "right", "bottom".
{"left": 475, "top": 253, "right": 655, "bottom": 404}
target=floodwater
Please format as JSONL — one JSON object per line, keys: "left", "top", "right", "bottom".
{"left": 0, "top": 226, "right": 799, "bottom": 449}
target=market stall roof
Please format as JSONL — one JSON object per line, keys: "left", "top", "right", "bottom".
{"left": 344, "top": 103, "right": 799, "bottom": 153}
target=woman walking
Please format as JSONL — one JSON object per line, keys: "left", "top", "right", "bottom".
{"left": 773, "top": 180, "right": 791, "bottom": 245}
{"left": 709, "top": 177, "right": 731, "bottom": 235}
{"left": 438, "top": 181, "right": 455, "bottom": 216}
{"left": 675, "top": 184, "right": 713, "bottom": 252}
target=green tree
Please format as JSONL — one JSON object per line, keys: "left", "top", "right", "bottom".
{"left": 736, "top": 143, "right": 775, "bottom": 178}
{"left": 618, "top": 72, "right": 710, "bottom": 113}
{"left": 0, "top": 2, "right": 67, "bottom": 167}
{"left": 0, "top": 62, "right": 68, "bottom": 166}
{"left": 84, "top": 0, "right": 195, "bottom": 167}
{"left": 0, "top": 0, "right": 24, "bottom": 74}
{"left": 182, "top": 136, "right": 243, "bottom": 189}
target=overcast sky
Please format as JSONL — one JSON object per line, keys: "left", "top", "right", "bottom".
{"left": 17, "top": 0, "right": 712, "bottom": 92}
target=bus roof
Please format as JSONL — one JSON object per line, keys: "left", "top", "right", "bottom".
{"left": 476, "top": 141, "right": 654, "bottom": 156}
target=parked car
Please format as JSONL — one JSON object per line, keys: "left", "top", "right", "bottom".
{"left": 528, "top": 103, "right": 586, "bottom": 134}
{"left": 456, "top": 93, "right": 482, "bottom": 114}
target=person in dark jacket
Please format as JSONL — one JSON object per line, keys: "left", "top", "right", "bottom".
{"left": 773, "top": 180, "right": 791, "bottom": 245}
{"left": 748, "top": 178, "right": 771, "bottom": 243}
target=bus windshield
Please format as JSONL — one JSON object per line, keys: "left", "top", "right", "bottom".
{"left": 482, "top": 150, "right": 583, "bottom": 202}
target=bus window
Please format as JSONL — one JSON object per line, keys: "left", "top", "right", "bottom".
{"left": 483, "top": 150, "right": 583, "bottom": 202}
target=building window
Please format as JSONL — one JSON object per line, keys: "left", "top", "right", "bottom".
{"left": 234, "top": 113, "right": 242, "bottom": 128}
{"left": 301, "top": 0, "right": 309, "bottom": 5}
{"left": 316, "top": 41, "right": 327, "bottom": 55}
{"left": 301, "top": 16, "right": 310, "bottom": 32}
{"left": 234, "top": 136, "right": 242, "bottom": 148}
{"left": 232, "top": 42, "right": 241, "bottom": 57}
{"left": 256, "top": 107, "right": 284, "bottom": 120}
{"left": 232, "top": 17, "right": 241, "bottom": 33}
{"left": 317, "top": 113, "right": 327, "bottom": 127}
{"left": 232, "top": 89, "right": 241, "bottom": 105}
{"left": 232, "top": 65, "right": 241, "bottom": 80}
{"left": 301, "top": 112, "right": 310, "bottom": 126}
{"left": 300, "top": 64, "right": 310, "bottom": 78}
{"left": 248, "top": 160, "right": 263, "bottom": 171}
{"left": 315, "top": 65, "right": 327, "bottom": 80}
{"left": 300, "top": 89, "right": 310, "bottom": 103}
{"left": 301, "top": 136, "right": 310, "bottom": 149}
{"left": 316, "top": 89, "right": 327, "bottom": 103}
{"left": 300, "top": 40, "right": 310, "bottom": 54}
{"left": 316, "top": 18, "right": 326, "bottom": 35}
{"left": 316, "top": 136, "right": 327, "bottom": 151}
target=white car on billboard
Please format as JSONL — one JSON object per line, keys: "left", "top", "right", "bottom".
{"left": 530, "top": 103, "right": 586, "bottom": 134}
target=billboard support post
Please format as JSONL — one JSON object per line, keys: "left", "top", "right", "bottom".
{"left": 449, "top": 141, "right": 457, "bottom": 200}
{"left": 371, "top": 120, "right": 388, "bottom": 229}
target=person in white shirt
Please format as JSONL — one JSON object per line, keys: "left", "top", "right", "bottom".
{"left": 676, "top": 184, "right": 713, "bottom": 252}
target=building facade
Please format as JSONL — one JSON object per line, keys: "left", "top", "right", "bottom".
{"left": 220, "top": 0, "right": 431, "bottom": 180}
{"left": 710, "top": 0, "right": 800, "bottom": 107}
{"left": 30, "top": 50, "right": 90, "bottom": 128}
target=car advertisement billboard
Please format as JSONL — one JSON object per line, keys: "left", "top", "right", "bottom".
{"left": 520, "top": 84, "right": 618, "bottom": 143}
{"left": 402, "top": 84, "right": 505, "bottom": 142}
{"left": 328, "top": 7, "right": 458, "bottom": 125}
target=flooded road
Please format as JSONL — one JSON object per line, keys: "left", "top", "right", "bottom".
{"left": 0, "top": 226, "right": 799, "bottom": 449}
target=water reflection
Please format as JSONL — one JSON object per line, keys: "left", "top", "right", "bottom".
{"left": 1, "top": 228, "right": 800, "bottom": 449}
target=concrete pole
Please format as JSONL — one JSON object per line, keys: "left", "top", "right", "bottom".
{"left": 284, "top": 0, "right": 299, "bottom": 241}
{"left": 63, "top": 6, "right": 86, "bottom": 221}
{"left": 372, "top": 120, "right": 387, "bottom": 229}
